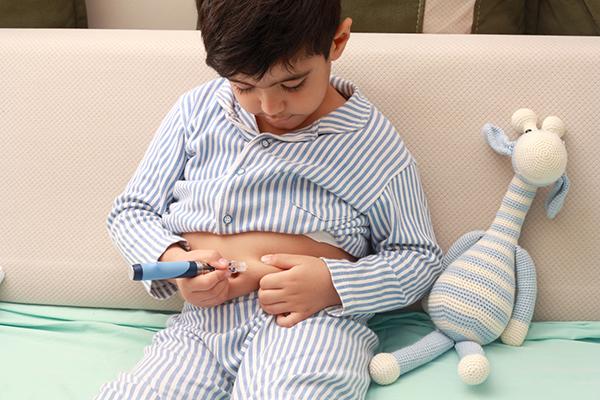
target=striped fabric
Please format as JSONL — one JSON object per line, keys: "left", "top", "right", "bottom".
{"left": 107, "top": 75, "right": 443, "bottom": 317}
{"left": 95, "top": 292, "right": 379, "bottom": 400}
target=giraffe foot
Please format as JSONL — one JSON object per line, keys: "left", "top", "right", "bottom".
{"left": 458, "top": 354, "right": 490, "bottom": 385}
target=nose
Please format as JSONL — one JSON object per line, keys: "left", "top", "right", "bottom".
{"left": 259, "top": 90, "right": 285, "bottom": 116}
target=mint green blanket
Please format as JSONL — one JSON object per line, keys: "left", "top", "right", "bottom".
{"left": 1, "top": 302, "right": 599, "bottom": 399}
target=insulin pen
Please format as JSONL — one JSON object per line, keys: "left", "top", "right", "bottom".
{"left": 129, "top": 260, "right": 247, "bottom": 281}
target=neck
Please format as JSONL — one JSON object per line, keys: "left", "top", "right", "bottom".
{"left": 299, "top": 83, "right": 348, "bottom": 128}
{"left": 486, "top": 175, "right": 537, "bottom": 246}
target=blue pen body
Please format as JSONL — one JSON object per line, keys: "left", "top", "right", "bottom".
{"left": 130, "top": 261, "right": 213, "bottom": 281}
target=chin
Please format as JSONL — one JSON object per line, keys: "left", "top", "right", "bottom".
{"left": 291, "top": 115, "right": 312, "bottom": 129}
{"left": 274, "top": 116, "right": 305, "bottom": 130}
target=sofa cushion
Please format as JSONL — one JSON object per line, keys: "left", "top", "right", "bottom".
{"left": 0, "top": 0, "right": 87, "bottom": 28}
{"left": 341, "top": 0, "right": 526, "bottom": 33}
{"left": 1, "top": 30, "right": 599, "bottom": 321}
{"left": 531, "top": 0, "right": 600, "bottom": 35}
{"left": 342, "top": 0, "right": 600, "bottom": 35}
{"left": 472, "top": 0, "right": 526, "bottom": 33}
{"left": 341, "top": 0, "right": 425, "bottom": 33}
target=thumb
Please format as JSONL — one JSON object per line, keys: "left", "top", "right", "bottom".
{"left": 260, "top": 253, "right": 306, "bottom": 269}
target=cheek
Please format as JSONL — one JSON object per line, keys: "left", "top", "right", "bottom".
{"left": 236, "top": 95, "right": 261, "bottom": 114}
{"left": 292, "top": 90, "right": 323, "bottom": 114}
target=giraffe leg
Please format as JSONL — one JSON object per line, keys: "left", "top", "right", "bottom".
{"left": 455, "top": 341, "right": 490, "bottom": 385}
{"left": 369, "top": 330, "right": 454, "bottom": 385}
{"left": 501, "top": 245, "right": 537, "bottom": 346}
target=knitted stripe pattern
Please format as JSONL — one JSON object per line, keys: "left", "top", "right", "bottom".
{"left": 393, "top": 331, "right": 454, "bottom": 374}
{"left": 428, "top": 175, "right": 536, "bottom": 344}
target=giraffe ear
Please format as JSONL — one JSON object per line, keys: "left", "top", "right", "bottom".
{"left": 483, "top": 123, "right": 514, "bottom": 156}
{"left": 545, "top": 174, "right": 570, "bottom": 219}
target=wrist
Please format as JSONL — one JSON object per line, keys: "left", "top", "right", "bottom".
{"left": 318, "top": 258, "right": 341, "bottom": 307}
{"left": 159, "top": 244, "right": 187, "bottom": 287}
{"left": 159, "top": 243, "right": 188, "bottom": 262}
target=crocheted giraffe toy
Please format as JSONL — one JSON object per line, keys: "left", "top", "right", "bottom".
{"left": 369, "top": 109, "right": 570, "bottom": 386}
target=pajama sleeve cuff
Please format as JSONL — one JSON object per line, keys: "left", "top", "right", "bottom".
{"left": 319, "top": 257, "right": 362, "bottom": 317}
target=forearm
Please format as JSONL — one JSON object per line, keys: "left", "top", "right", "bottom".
{"left": 322, "top": 246, "right": 442, "bottom": 316}
{"left": 108, "top": 206, "right": 189, "bottom": 268}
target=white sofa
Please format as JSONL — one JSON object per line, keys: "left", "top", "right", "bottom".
{"left": 1, "top": 29, "right": 599, "bottom": 399}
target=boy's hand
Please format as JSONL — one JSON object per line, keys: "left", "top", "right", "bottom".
{"left": 258, "top": 254, "right": 341, "bottom": 328}
{"left": 162, "top": 249, "right": 233, "bottom": 308}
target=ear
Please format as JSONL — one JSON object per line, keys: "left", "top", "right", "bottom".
{"left": 482, "top": 123, "right": 514, "bottom": 156}
{"left": 545, "top": 174, "right": 570, "bottom": 219}
{"left": 329, "top": 17, "right": 352, "bottom": 61}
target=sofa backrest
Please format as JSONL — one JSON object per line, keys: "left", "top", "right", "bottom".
{"left": 1, "top": 29, "right": 598, "bottom": 320}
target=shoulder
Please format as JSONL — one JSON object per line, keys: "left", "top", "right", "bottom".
{"left": 171, "top": 78, "right": 228, "bottom": 131}
{"left": 349, "top": 97, "right": 418, "bottom": 209}
{"left": 318, "top": 103, "right": 416, "bottom": 211}
{"left": 177, "top": 77, "right": 227, "bottom": 113}
{"left": 351, "top": 97, "right": 415, "bottom": 174}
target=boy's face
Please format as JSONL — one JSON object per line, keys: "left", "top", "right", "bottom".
{"left": 229, "top": 54, "right": 333, "bottom": 134}
{"left": 227, "top": 16, "right": 352, "bottom": 135}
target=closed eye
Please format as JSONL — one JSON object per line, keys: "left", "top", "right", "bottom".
{"left": 234, "top": 79, "right": 306, "bottom": 95}
{"left": 281, "top": 80, "right": 305, "bottom": 92}
{"left": 234, "top": 86, "right": 254, "bottom": 94}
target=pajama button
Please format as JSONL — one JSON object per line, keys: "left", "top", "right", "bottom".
{"left": 236, "top": 168, "right": 245, "bottom": 175}
{"left": 223, "top": 215, "right": 233, "bottom": 224}
{"left": 261, "top": 139, "right": 271, "bottom": 148}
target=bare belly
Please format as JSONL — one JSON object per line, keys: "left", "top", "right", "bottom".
{"left": 182, "top": 231, "right": 424, "bottom": 312}
{"left": 181, "top": 231, "right": 357, "bottom": 267}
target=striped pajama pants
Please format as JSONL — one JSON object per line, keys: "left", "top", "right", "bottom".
{"left": 95, "top": 291, "right": 379, "bottom": 400}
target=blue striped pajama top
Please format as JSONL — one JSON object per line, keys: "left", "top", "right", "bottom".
{"left": 107, "top": 76, "right": 443, "bottom": 319}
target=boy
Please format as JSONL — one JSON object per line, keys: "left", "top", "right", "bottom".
{"left": 97, "top": 1, "right": 443, "bottom": 399}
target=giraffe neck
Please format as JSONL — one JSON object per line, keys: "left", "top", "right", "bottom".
{"left": 485, "top": 175, "right": 537, "bottom": 246}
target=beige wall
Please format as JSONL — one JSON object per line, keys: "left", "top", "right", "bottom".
{"left": 85, "top": 0, "right": 197, "bottom": 29}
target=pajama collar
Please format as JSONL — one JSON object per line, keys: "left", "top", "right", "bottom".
{"left": 215, "top": 76, "right": 372, "bottom": 142}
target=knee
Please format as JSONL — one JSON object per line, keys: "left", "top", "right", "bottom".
{"left": 95, "top": 374, "right": 161, "bottom": 400}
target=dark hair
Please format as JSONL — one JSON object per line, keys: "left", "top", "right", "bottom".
{"left": 197, "top": 0, "right": 341, "bottom": 79}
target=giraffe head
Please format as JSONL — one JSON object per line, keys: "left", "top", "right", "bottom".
{"left": 482, "top": 109, "right": 570, "bottom": 219}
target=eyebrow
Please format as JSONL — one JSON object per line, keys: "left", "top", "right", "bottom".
{"left": 230, "top": 70, "right": 311, "bottom": 87}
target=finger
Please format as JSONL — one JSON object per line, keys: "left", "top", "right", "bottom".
{"left": 206, "top": 258, "right": 231, "bottom": 269}
{"left": 189, "top": 269, "right": 229, "bottom": 292}
{"left": 276, "top": 312, "right": 307, "bottom": 328}
{"left": 261, "top": 302, "right": 290, "bottom": 316}
{"left": 203, "top": 257, "right": 231, "bottom": 269}
{"left": 189, "top": 249, "right": 223, "bottom": 263}
{"left": 259, "top": 273, "right": 287, "bottom": 290}
{"left": 188, "top": 249, "right": 230, "bottom": 268}
{"left": 258, "top": 287, "right": 286, "bottom": 305}
{"left": 192, "top": 277, "right": 228, "bottom": 304}
{"left": 260, "top": 253, "right": 306, "bottom": 269}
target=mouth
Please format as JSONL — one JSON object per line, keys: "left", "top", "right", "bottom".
{"left": 265, "top": 115, "right": 292, "bottom": 123}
